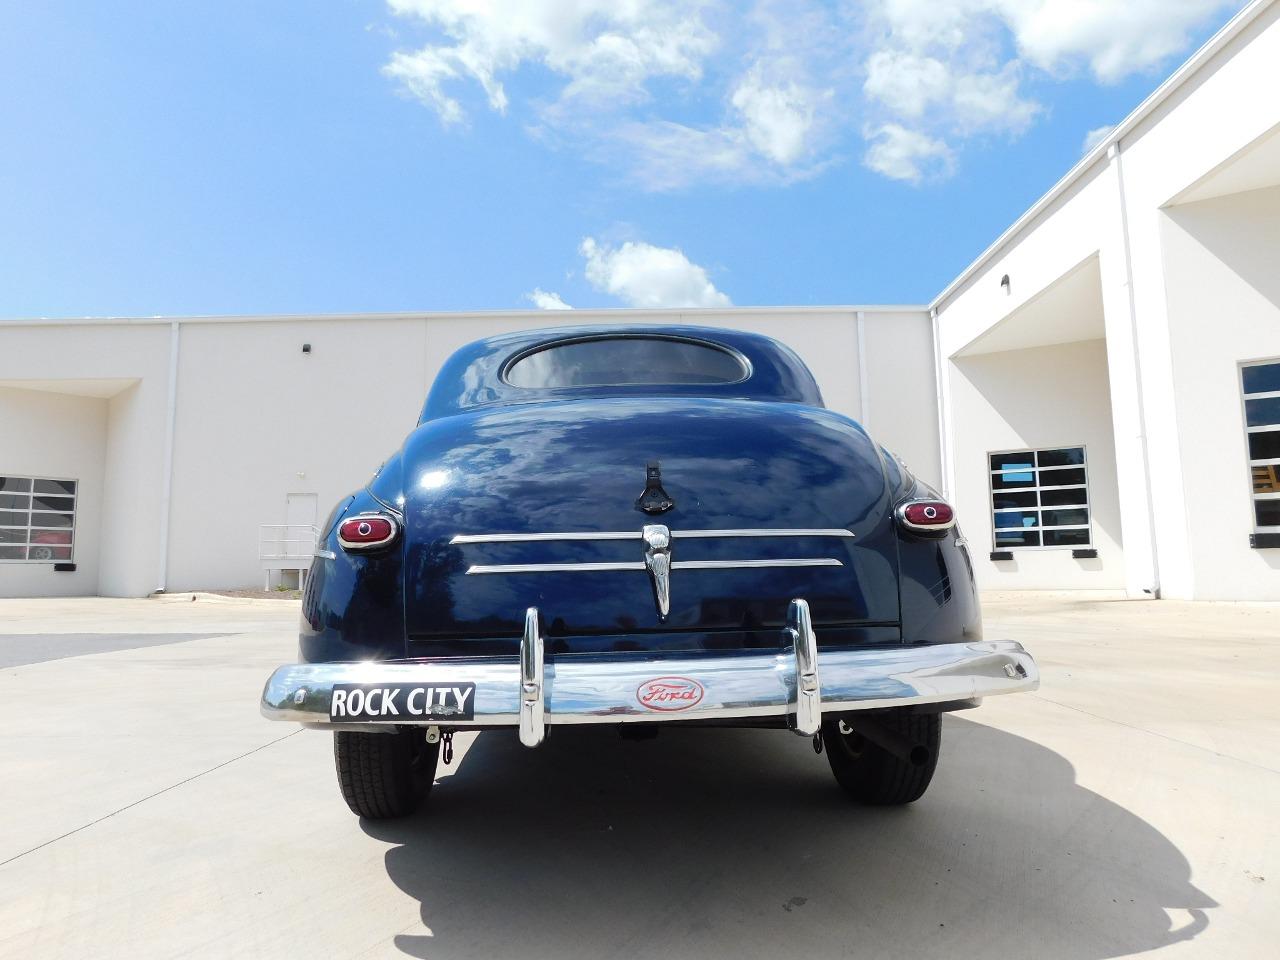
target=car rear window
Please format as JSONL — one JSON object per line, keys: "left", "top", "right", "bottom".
{"left": 504, "top": 336, "right": 749, "bottom": 388}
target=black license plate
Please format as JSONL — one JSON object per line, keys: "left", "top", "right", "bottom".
{"left": 329, "top": 683, "right": 476, "bottom": 722}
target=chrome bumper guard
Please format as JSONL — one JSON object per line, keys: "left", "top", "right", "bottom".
{"left": 261, "top": 600, "right": 1038, "bottom": 740}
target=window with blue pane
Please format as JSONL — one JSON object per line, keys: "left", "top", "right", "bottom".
{"left": 988, "top": 448, "right": 1091, "bottom": 550}
{"left": 1241, "top": 360, "right": 1280, "bottom": 532}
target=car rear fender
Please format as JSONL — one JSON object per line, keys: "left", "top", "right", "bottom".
{"left": 300, "top": 489, "right": 408, "bottom": 662}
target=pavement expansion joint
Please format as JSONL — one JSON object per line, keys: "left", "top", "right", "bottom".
{"left": 0, "top": 729, "right": 301, "bottom": 869}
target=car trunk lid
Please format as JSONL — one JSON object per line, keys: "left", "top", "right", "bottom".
{"left": 400, "top": 398, "right": 900, "bottom": 653}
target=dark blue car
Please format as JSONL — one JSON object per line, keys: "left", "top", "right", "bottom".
{"left": 261, "top": 326, "right": 1038, "bottom": 818}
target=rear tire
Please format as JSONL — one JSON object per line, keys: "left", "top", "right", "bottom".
{"left": 822, "top": 709, "right": 941, "bottom": 805}
{"left": 333, "top": 729, "right": 439, "bottom": 819}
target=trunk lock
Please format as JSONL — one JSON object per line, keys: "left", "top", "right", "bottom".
{"left": 636, "top": 461, "right": 675, "bottom": 515}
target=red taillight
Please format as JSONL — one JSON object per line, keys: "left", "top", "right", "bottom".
{"left": 896, "top": 499, "right": 956, "bottom": 533}
{"left": 337, "top": 514, "right": 398, "bottom": 550}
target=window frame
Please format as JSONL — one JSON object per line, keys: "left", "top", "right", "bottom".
{"left": 1239, "top": 357, "right": 1280, "bottom": 534}
{"left": 986, "top": 445, "right": 1093, "bottom": 551}
{"left": 500, "top": 333, "right": 753, "bottom": 389}
{"left": 0, "top": 475, "right": 78, "bottom": 564}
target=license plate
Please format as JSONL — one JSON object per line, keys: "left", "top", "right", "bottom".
{"left": 329, "top": 683, "right": 476, "bottom": 722}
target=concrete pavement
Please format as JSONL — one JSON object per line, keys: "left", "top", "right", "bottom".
{"left": 0, "top": 593, "right": 1275, "bottom": 959}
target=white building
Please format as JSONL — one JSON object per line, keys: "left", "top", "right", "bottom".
{"left": 3, "top": 0, "right": 1279, "bottom": 601}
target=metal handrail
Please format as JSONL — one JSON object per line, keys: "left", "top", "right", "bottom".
{"left": 259, "top": 524, "right": 319, "bottom": 561}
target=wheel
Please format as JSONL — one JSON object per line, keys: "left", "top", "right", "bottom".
{"left": 30, "top": 545, "right": 54, "bottom": 561}
{"left": 822, "top": 709, "right": 941, "bottom": 805}
{"left": 333, "top": 729, "right": 439, "bottom": 819}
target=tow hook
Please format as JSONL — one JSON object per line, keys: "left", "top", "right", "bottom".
{"left": 812, "top": 731, "right": 824, "bottom": 755}
{"left": 441, "top": 731, "right": 455, "bottom": 765}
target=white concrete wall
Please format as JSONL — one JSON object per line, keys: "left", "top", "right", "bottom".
{"left": 0, "top": 386, "right": 107, "bottom": 597}
{"left": 156, "top": 308, "right": 935, "bottom": 592}
{"left": 860, "top": 311, "right": 942, "bottom": 489}
{"left": 0, "top": 324, "right": 172, "bottom": 597}
{"left": 166, "top": 317, "right": 433, "bottom": 590}
{"left": 948, "top": 340, "right": 1125, "bottom": 590}
{"left": 1160, "top": 185, "right": 1280, "bottom": 599}
{"left": 933, "top": 166, "right": 1114, "bottom": 360}
{"left": 926, "top": 158, "right": 1157, "bottom": 595}
{"left": 0, "top": 309, "right": 936, "bottom": 596}
{"left": 932, "top": 163, "right": 1154, "bottom": 596}
{"left": 5, "top": 5, "right": 1278, "bottom": 599}
{"left": 933, "top": 1, "right": 1280, "bottom": 599}
{"left": 1103, "top": 2, "right": 1280, "bottom": 598}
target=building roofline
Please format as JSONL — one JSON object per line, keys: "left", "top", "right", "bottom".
{"left": 930, "top": 0, "right": 1274, "bottom": 311}
{"left": 0, "top": 304, "right": 930, "bottom": 327}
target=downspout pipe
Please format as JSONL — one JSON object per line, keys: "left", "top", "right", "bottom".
{"left": 930, "top": 307, "right": 952, "bottom": 500}
{"left": 1108, "top": 142, "right": 1161, "bottom": 598}
{"left": 155, "top": 320, "right": 180, "bottom": 594}
{"left": 855, "top": 310, "right": 870, "bottom": 428}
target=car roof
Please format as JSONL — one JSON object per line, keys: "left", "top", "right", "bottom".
{"left": 420, "top": 324, "right": 825, "bottom": 421}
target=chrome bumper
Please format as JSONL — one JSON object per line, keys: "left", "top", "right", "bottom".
{"left": 261, "top": 600, "right": 1038, "bottom": 744}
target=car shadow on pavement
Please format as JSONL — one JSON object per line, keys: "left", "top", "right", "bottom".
{"left": 362, "top": 717, "right": 1214, "bottom": 960}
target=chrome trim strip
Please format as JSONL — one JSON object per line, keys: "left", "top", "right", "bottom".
{"left": 261, "top": 640, "right": 1039, "bottom": 727}
{"left": 518, "top": 607, "right": 545, "bottom": 747}
{"left": 671, "top": 558, "right": 842, "bottom": 570}
{"left": 451, "top": 527, "right": 854, "bottom": 545}
{"left": 313, "top": 549, "right": 337, "bottom": 560}
{"left": 451, "top": 531, "right": 638, "bottom": 544}
{"left": 787, "top": 599, "right": 821, "bottom": 737}
{"left": 671, "top": 528, "right": 855, "bottom": 539}
{"left": 466, "top": 562, "right": 646, "bottom": 575}
{"left": 465, "top": 558, "right": 843, "bottom": 575}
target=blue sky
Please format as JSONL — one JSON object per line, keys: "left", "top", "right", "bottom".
{"left": 0, "top": 1, "right": 1245, "bottom": 318}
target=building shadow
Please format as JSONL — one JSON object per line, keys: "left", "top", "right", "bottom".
{"left": 363, "top": 718, "right": 1213, "bottom": 960}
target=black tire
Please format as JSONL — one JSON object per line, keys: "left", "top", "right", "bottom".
{"left": 333, "top": 729, "right": 439, "bottom": 819}
{"left": 822, "top": 709, "right": 941, "bottom": 805}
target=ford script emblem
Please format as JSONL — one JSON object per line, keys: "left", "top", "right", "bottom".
{"left": 636, "top": 676, "right": 705, "bottom": 711}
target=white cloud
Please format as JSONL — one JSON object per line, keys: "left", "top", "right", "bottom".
{"left": 580, "top": 237, "right": 730, "bottom": 308}
{"left": 997, "top": 0, "right": 1234, "bottom": 84}
{"left": 611, "top": 121, "right": 757, "bottom": 192}
{"left": 863, "top": 124, "right": 954, "bottom": 184}
{"left": 858, "top": 0, "right": 1229, "bottom": 182}
{"left": 526, "top": 288, "right": 573, "bottom": 310}
{"left": 384, "top": 48, "right": 468, "bottom": 124}
{"left": 869, "top": 1, "right": 1232, "bottom": 85}
{"left": 378, "top": 0, "right": 1234, "bottom": 188}
{"left": 730, "top": 62, "right": 829, "bottom": 167}
{"left": 1081, "top": 124, "right": 1114, "bottom": 154}
{"left": 870, "top": 0, "right": 979, "bottom": 53}
{"left": 951, "top": 63, "right": 1039, "bottom": 133}
{"left": 606, "top": 59, "right": 832, "bottom": 191}
{"left": 382, "top": 1, "right": 840, "bottom": 188}
{"left": 864, "top": 49, "right": 1038, "bottom": 136}
{"left": 383, "top": 0, "right": 718, "bottom": 124}
{"left": 863, "top": 50, "right": 951, "bottom": 119}
{"left": 612, "top": 119, "right": 832, "bottom": 192}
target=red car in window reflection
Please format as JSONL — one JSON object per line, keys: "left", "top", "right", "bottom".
{"left": 29, "top": 530, "right": 72, "bottom": 561}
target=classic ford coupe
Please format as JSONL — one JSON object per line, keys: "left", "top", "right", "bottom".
{"left": 261, "top": 326, "right": 1038, "bottom": 819}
